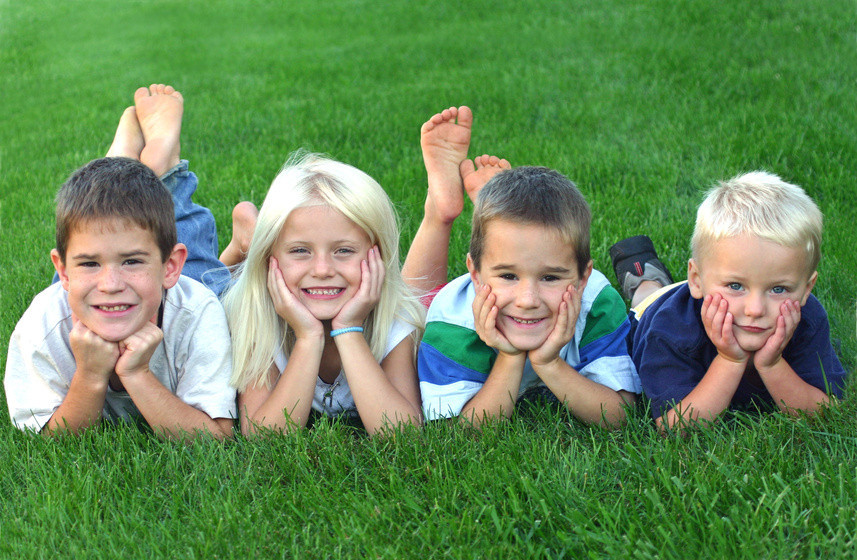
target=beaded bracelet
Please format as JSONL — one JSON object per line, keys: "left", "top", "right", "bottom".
{"left": 330, "top": 326, "right": 364, "bottom": 337}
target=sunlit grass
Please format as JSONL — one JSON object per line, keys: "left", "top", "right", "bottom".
{"left": 1, "top": 0, "right": 855, "bottom": 557}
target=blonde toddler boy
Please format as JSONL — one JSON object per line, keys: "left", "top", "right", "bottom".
{"left": 620, "top": 172, "right": 846, "bottom": 429}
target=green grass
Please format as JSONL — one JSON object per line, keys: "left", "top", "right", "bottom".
{"left": 2, "top": 0, "right": 856, "bottom": 557}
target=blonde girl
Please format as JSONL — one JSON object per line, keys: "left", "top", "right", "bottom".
{"left": 222, "top": 154, "right": 425, "bottom": 435}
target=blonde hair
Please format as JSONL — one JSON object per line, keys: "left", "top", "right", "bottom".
{"left": 691, "top": 171, "right": 822, "bottom": 273}
{"left": 222, "top": 153, "right": 425, "bottom": 391}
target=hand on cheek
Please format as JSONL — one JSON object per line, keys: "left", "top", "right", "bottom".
{"left": 472, "top": 283, "right": 520, "bottom": 355}
{"left": 530, "top": 284, "right": 579, "bottom": 367}
{"left": 115, "top": 322, "right": 164, "bottom": 379}
{"left": 755, "top": 299, "right": 801, "bottom": 371}
{"left": 332, "top": 246, "right": 384, "bottom": 330}
{"left": 701, "top": 293, "right": 748, "bottom": 364}
{"left": 69, "top": 319, "right": 120, "bottom": 382}
{"left": 267, "top": 256, "right": 323, "bottom": 339}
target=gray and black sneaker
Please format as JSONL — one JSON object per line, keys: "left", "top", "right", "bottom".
{"left": 609, "top": 235, "right": 674, "bottom": 302}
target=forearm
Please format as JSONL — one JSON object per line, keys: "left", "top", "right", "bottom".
{"left": 120, "top": 371, "right": 232, "bottom": 439}
{"left": 758, "top": 359, "right": 831, "bottom": 415}
{"left": 334, "top": 333, "right": 422, "bottom": 434}
{"left": 401, "top": 214, "right": 452, "bottom": 293}
{"left": 242, "top": 339, "right": 323, "bottom": 435}
{"left": 660, "top": 355, "right": 745, "bottom": 430}
{"left": 533, "top": 360, "right": 633, "bottom": 427}
{"left": 459, "top": 352, "right": 526, "bottom": 426}
{"left": 43, "top": 372, "right": 109, "bottom": 435}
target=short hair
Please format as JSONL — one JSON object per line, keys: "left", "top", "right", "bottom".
{"left": 469, "top": 166, "right": 591, "bottom": 275}
{"left": 222, "top": 153, "right": 425, "bottom": 391}
{"left": 691, "top": 171, "right": 822, "bottom": 273}
{"left": 55, "top": 157, "right": 176, "bottom": 262}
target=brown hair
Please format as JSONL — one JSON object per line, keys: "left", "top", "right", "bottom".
{"left": 469, "top": 166, "right": 591, "bottom": 275}
{"left": 55, "top": 157, "right": 176, "bottom": 262}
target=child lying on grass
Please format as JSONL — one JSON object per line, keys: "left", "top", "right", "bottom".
{"left": 404, "top": 106, "right": 640, "bottom": 428}
{"left": 611, "top": 172, "right": 846, "bottom": 430}
{"left": 5, "top": 85, "right": 236, "bottom": 439}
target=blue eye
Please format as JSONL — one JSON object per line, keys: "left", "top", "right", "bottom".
{"left": 727, "top": 282, "right": 742, "bottom": 291}
{"left": 772, "top": 286, "right": 786, "bottom": 294}
{"left": 289, "top": 247, "right": 309, "bottom": 254}
{"left": 335, "top": 247, "right": 356, "bottom": 255}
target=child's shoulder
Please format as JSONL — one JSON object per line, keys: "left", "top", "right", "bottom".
{"left": 579, "top": 269, "right": 627, "bottom": 322}
{"left": 574, "top": 268, "right": 633, "bottom": 349}
{"left": 581, "top": 268, "right": 619, "bottom": 305}
{"left": 165, "top": 275, "right": 223, "bottom": 311}
{"left": 161, "top": 276, "right": 230, "bottom": 339}
{"left": 13, "top": 282, "right": 72, "bottom": 341}
{"left": 632, "top": 282, "right": 709, "bottom": 350}
{"left": 425, "top": 273, "right": 476, "bottom": 325}
{"left": 638, "top": 282, "right": 698, "bottom": 324}
{"left": 790, "top": 293, "right": 831, "bottom": 343}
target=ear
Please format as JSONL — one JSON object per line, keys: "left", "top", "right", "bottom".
{"left": 50, "top": 249, "right": 70, "bottom": 291}
{"left": 466, "top": 253, "right": 481, "bottom": 287}
{"left": 578, "top": 260, "right": 593, "bottom": 291}
{"left": 798, "top": 270, "right": 818, "bottom": 305}
{"left": 687, "top": 258, "right": 704, "bottom": 299}
{"left": 162, "top": 243, "right": 188, "bottom": 289}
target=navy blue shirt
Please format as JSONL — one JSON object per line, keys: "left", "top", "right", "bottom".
{"left": 631, "top": 283, "right": 846, "bottom": 419}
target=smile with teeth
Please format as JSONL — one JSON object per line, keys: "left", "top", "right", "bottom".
{"left": 509, "top": 317, "right": 543, "bottom": 325}
{"left": 97, "top": 304, "right": 130, "bottom": 312}
{"left": 304, "top": 288, "right": 344, "bottom": 296}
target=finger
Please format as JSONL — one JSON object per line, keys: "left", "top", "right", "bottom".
{"left": 477, "top": 292, "right": 495, "bottom": 330}
{"left": 472, "top": 284, "right": 490, "bottom": 319}
{"left": 567, "top": 289, "right": 580, "bottom": 333}
{"left": 553, "top": 299, "right": 569, "bottom": 339}
{"left": 714, "top": 299, "right": 731, "bottom": 334}
{"left": 721, "top": 311, "right": 735, "bottom": 342}
{"left": 370, "top": 247, "right": 385, "bottom": 297}
{"left": 365, "top": 252, "right": 379, "bottom": 298}
{"left": 364, "top": 249, "right": 377, "bottom": 297}
{"left": 701, "top": 294, "right": 712, "bottom": 316}
{"left": 701, "top": 294, "right": 719, "bottom": 327}
{"left": 353, "top": 258, "right": 370, "bottom": 300}
{"left": 267, "top": 258, "right": 281, "bottom": 301}
{"left": 785, "top": 299, "right": 801, "bottom": 323}
{"left": 567, "top": 285, "right": 582, "bottom": 321}
{"left": 780, "top": 301, "right": 800, "bottom": 338}
{"left": 486, "top": 302, "right": 500, "bottom": 334}
{"left": 701, "top": 295, "right": 722, "bottom": 333}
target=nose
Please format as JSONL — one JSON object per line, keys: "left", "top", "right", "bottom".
{"left": 514, "top": 279, "right": 539, "bottom": 309}
{"left": 97, "top": 265, "right": 124, "bottom": 293}
{"left": 311, "top": 254, "right": 334, "bottom": 277}
{"left": 744, "top": 291, "right": 765, "bottom": 319}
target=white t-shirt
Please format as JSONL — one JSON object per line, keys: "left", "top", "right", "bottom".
{"left": 5, "top": 277, "right": 237, "bottom": 431}
{"left": 273, "top": 318, "right": 416, "bottom": 418}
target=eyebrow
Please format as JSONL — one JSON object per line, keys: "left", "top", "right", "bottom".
{"left": 489, "top": 264, "right": 572, "bottom": 274}
{"left": 71, "top": 249, "right": 152, "bottom": 260}
{"left": 284, "top": 239, "right": 363, "bottom": 246}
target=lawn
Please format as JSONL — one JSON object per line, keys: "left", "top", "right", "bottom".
{"left": 1, "top": 1, "right": 856, "bottom": 558}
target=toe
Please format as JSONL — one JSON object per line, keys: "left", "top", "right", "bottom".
{"left": 134, "top": 86, "right": 150, "bottom": 103}
{"left": 456, "top": 106, "right": 473, "bottom": 128}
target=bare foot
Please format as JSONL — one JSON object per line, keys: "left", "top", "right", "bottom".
{"left": 219, "top": 201, "right": 259, "bottom": 267}
{"left": 134, "top": 84, "right": 184, "bottom": 177}
{"left": 421, "top": 106, "right": 473, "bottom": 225}
{"left": 105, "top": 107, "right": 144, "bottom": 160}
{"left": 460, "top": 154, "right": 511, "bottom": 202}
